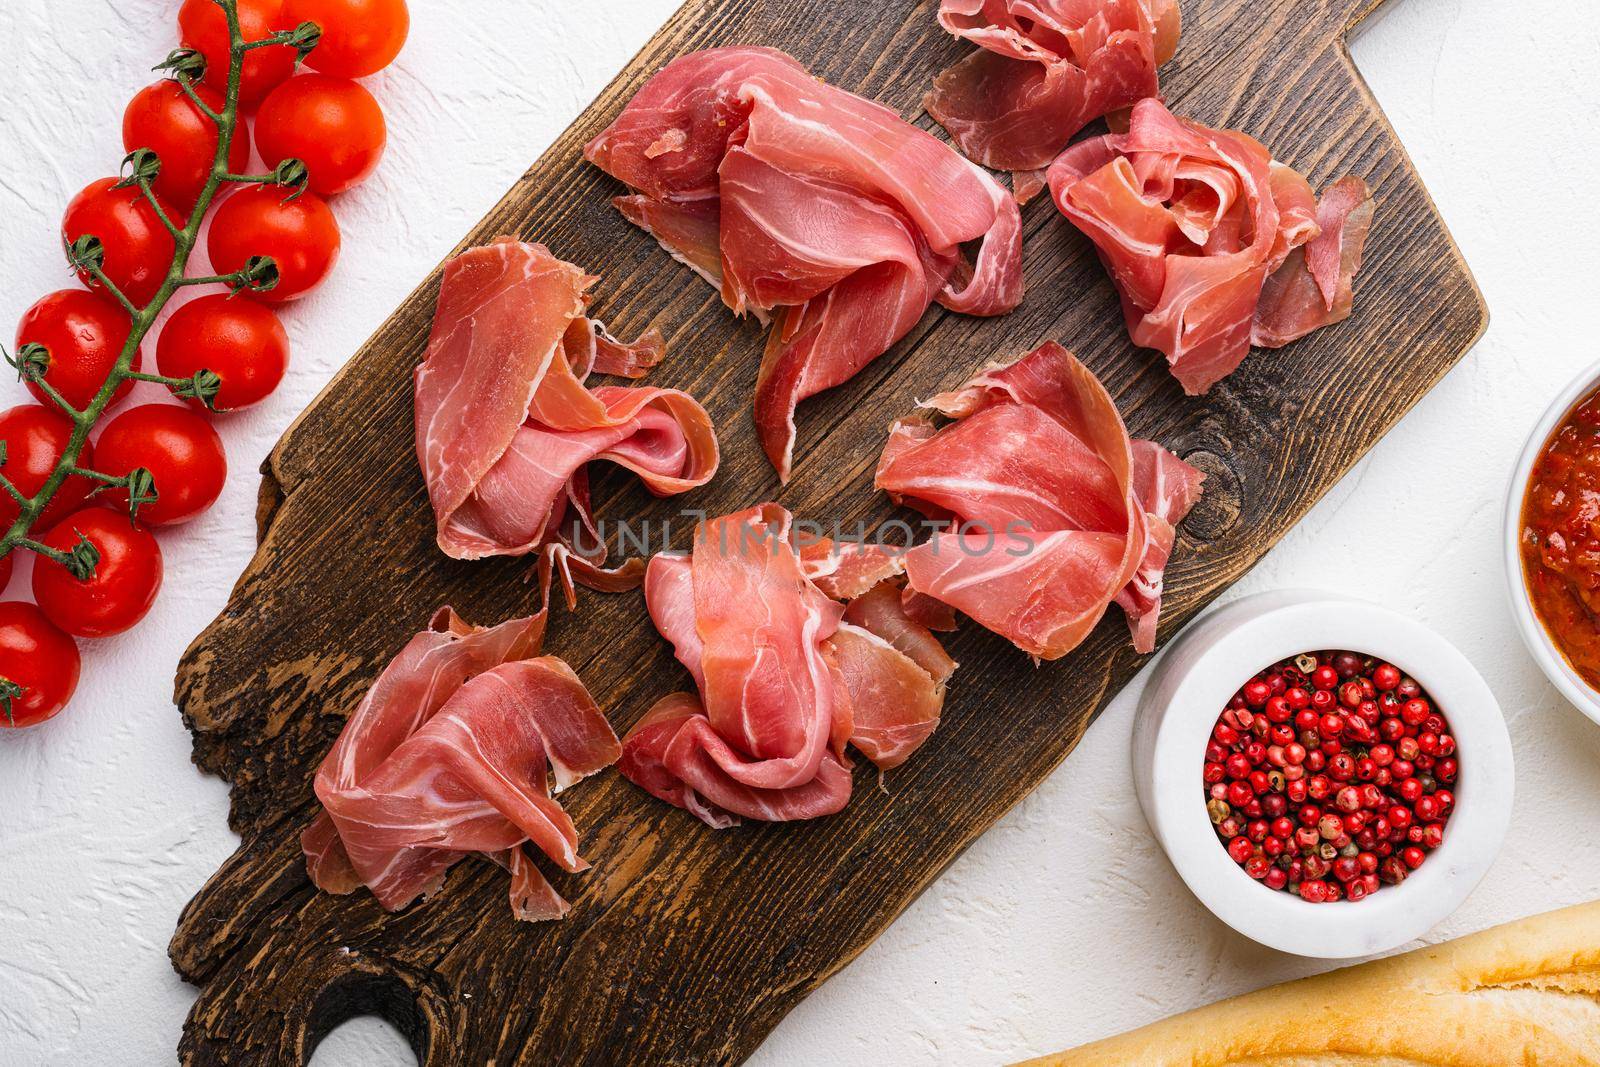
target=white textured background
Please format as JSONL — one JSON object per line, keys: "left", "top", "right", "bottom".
{"left": 2, "top": 0, "right": 1597, "bottom": 1064}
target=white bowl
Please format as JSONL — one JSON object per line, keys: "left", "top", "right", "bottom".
{"left": 1131, "top": 590, "right": 1514, "bottom": 958}
{"left": 1504, "top": 357, "right": 1600, "bottom": 726}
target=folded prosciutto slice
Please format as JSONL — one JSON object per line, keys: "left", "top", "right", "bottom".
{"left": 302, "top": 606, "right": 620, "bottom": 921}
{"left": 415, "top": 237, "right": 718, "bottom": 564}
{"left": 618, "top": 506, "right": 955, "bottom": 827}
{"left": 927, "top": 0, "right": 1181, "bottom": 179}
{"left": 584, "top": 46, "right": 1024, "bottom": 481}
{"left": 1047, "top": 99, "right": 1375, "bottom": 395}
{"left": 875, "top": 342, "right": 1203, "bottom": 659}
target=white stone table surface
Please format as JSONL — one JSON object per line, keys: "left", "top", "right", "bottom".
{"left": 2, "top": 0, "right": 1597, "bottom": 1063}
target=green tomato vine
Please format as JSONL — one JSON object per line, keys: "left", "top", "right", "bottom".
{"left": 0, "top": 0, "right": 319, "bottom": 581}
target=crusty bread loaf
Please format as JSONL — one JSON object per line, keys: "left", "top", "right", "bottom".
{"left": 1020, "top": 899, "right": 1600, "bottom": 1066}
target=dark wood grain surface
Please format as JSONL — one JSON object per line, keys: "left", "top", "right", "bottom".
{"left": 170, "top": 0, "right": 1486, "bottom": 1062}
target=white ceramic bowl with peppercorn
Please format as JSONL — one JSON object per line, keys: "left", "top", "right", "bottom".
{"left": 1132, "top": 589, "right": 1514, "bottom": 958}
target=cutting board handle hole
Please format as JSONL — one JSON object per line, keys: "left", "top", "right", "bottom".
{"left": 304, "top": 971, "right": 429, "bottom": 1065}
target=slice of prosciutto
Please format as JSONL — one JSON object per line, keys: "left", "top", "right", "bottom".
{"left": 1116, "top": 439, "right": 1207, "bottom": 651}
{"left": 875, "top": 341, "right": 1203, "bottom": 659}
{"left": 927, "top": 0, "right": 1182, "bottom": 179}
{"left": 617, "top": 505, "right": 955, "bottom": 827}
{"left": 414, "top": 237, "right": 719, "bottom": 565}
{"left": 584, "top": 46, "right": 1024, "bottom": 481}
{"left": 1047, "top": 99, "right": 1375, "bottom": 395}
{"left": 302, "top": 606, "right": 621, "bottom": 921}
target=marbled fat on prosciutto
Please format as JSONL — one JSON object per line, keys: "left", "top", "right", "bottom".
{"left": 927, "top": 0, "right": 1181, "bottom": 178}
{"left": 875, "top": 342, "right": 1202, "bottom": 659}
{"left": 1047, "top": 99, "right": 1375, "bottom": 394}
{"left": 584, "top": 47, "right": 1024, "bottom": 481}
{"left": 302, "top": 607, "right": 620, "bottom": 921}
{"left": 414, "top": 238, "right": 718, "bottom": 565}
{"left": 618, "top": 506, "right": 954, "bottom": 826}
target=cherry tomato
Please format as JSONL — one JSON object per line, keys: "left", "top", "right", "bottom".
{"left": 283, "top": 0, "right": 408, "bottom": 78}
{"left": 157, "top": 295, "right": 289, "bottom": 411}
{"left": 15, "top": 289, "right": 140, "bottom": 410}
{"left": 0, "top": 404, "right": 98, "bottom": 533}
{"left": 32, "top": 507, "right": 163, "bottom": 638}
{"left": 0, "top": 601, "right": 81, "bottom": 727}
{"left": 123, "top": 80, "right": 251, "bottom": 210}
{"left": 0, "top": 553, "right": 10, "bottom": 592}
{"left": 208, "top": 185, "right": 340, "bottom": 304}
{"left": 95, "top": 405, "right": 227, "bottom": 527}
{"left": 255, "top": 75, "right": 386, "bottom": 196}
{"left": 62, "top": 177, "right": 179, "bottom": 308}
{"left": 179, "top": 0, "right": 297, "bottom": 108}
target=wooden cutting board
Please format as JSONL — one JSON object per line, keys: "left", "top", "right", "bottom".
{"left": 170, "top": 0, "right": 1485, "bottom": 1062}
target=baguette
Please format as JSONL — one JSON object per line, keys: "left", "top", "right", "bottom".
{"left": 1020, "top": 899, "right": 1600, "bottom": 1066}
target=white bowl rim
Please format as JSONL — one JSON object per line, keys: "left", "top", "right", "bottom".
{"left": 1143, "top": 591, "right": 1514, "bottom": 958}
{"left": 1503, "top": 354, "right": 1600, "bottom": 727}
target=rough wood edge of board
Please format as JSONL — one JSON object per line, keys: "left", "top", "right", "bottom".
{"left": 1328, "top": 32, "right": 1488, "bottom": 333}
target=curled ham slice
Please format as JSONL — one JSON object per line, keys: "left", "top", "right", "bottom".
{"left": 1047, "top": 99, "right": 1375, "bottom": 394}
{"left": 1253, "top": 176, "right": 1377, "bottom": 348}
{"left": 1116, "top": 439, "right": 1207, "bottom": 651}
{"left": 875, "top": 342, "right": 1202, "bottom": 659}
{"left": 414, "top": 237, "right": 718, "bottom": 566}
{"left": 834, "top": 582, "right": 955, "bottom": 768}
{"left": 585, "top": 46, "right": 1023, "bottom": 481}
{"left": 302, "top": 605, "right": 620, "bottom": 921}
{"left": 927, "top": 0, "right": 1181, "bottom": 180}
{"left": 618, "top": 506, "right": 955, "bottom": 826}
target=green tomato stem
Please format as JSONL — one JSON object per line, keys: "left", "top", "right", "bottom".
{"left": 135, "top": 177, "right": 185, "bottom": 239}
{"left": 81, "top": 262, "right": 141, "bottom": 317}
{"left": 0, "top": 473, "right": 27, "bottom": 506}
{"left": 16, "top": 537, "right": 78, "bottom": 571}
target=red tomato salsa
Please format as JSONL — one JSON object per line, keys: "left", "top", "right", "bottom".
{"left": 1522, "top": 387, "right": 1600, "bottom": 688}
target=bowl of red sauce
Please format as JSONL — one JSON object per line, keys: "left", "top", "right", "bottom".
{"left": 1132, "top": 591, "right": 1514, "bottom": 958}
{"left": 1509, "top": 367, "right": 1600, "bottom": 722}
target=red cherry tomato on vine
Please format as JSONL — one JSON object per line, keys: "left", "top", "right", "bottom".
{"left": 0, "top": 601, "right": 81, "bottom": 727}
{"left": 0, "top": 554, "right": 10, "bottom": 592}
{"left": 32, "top": 507, "right": 164, "bottom": 638}
{"left": 157, "top": 295, "right": 289, "bottom": 411}
{"left": 15, "top": 289, "right": 140, "bottom": 410}
{"left": 179, "top": 0, "right": 297, "bottom": 108}
{"left": 62, "top": 177, "right": 179, "bottom": 308}
{"left": 123, "top": 80, "right": 250, "bottom": 211}
{"left": 283, "top": 0, "right": 408, "bottom": 78}
{"left": 0, "top": 404, "right": 99, "bottom": 533}
{"left": 95, "top": 405, "right": 227, "bottom": 527}
{"left": 208, "top": 185, "right": 340, "bottom": 304}
{"left": 255, "top": 75, "right": 386, "bottom": 196}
